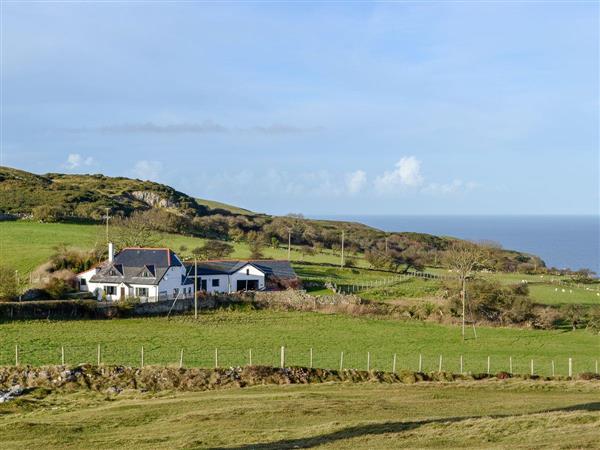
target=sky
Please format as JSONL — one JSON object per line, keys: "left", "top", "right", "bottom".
{"left": 1, "top": 2, "right": 598, "bottom": 216}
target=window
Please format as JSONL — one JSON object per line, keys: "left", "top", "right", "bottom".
{"left": 212, "top": 279, "right": 220, "bottom": 287}
{"left": 80, "top": 279, "right": 87, "bottom": 286}
{"left": 246, "top": 269, "right": 250, "bottom": 275}
{"left": 105, "top": 286, "right": 116, "bottom": 295}
{"left": 136, "top": 287, "right": 149, "bottom": 297}
{"left": 142, "top": 271, "right": 150, "bottom": 277}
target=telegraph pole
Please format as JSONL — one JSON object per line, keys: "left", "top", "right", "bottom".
{"left": 340, "top": 230, "right": 345, "bottom": 268}
{"left": 385, "top": 236, "right": 388, "bottom": 254}
{"left": 287, "top": 228, "right": 291, "bottom": 261}
{"left": 194, "top": 258, "right": 198, "bottom": 319}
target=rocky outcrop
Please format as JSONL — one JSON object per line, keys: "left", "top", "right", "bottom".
{"left": 129, "top": 191, "right": 177, "bottom": 209}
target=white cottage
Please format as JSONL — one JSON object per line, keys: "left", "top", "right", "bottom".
{"left": 77, "top": 243, "right": 193, "bottom": 302}
{"left": 186, "top": 260, "right": 299, "bottom": 294}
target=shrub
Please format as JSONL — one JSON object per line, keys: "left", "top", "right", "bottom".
{"left": 32, "top": 205, "right": 66, "bottom": 222}
{"left": 50, "top": 244, "right": 102, "bottom": 273}
{"left": 586, "top": 306, "right": 600, "bottom": 333}
{"left": 534, "top": 307, "right": 564, "bottom": 330}
{"left": 43, "top": 278, "right": 73, "bottom": 300}
{"left": 562, "top": 304, "right": 585, "bottom": 330}
{"left": 445, "top": 279, "right": 534, "bottom": 325}
{"left": 0, "top": 266, "right": 21, "bottom": 301}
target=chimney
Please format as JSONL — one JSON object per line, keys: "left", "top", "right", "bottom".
{"left": 108, "top": 242, "right": 114, "bottom": 262}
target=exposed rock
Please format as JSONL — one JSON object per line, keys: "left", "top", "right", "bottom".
{"left": 130, "top": 191, "right": 176, "bottom": 209}
{"left": 0, "top": 384, "right": 23, "bottom": 403}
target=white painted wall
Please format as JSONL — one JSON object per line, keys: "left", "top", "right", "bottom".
{"left": 77, "top": 263, "right": 189, "bottom": 302}
{"left": 200, "top": 274, "right": 231, "bottom": 294}
{"left": 156, "top": 266, "right": 188, "bottom": 301}
{"left": 230, "top": 264, "right": 265, "bottom": 291}
{"left": 196, "top": 264, "right": 265, "bottom": 294}
{"left": 77, "top": 267, "right": 99, "bottom": 292}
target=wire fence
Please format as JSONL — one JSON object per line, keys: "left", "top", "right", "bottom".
{"left": 1, "top": 344, "right": 597, "bottom": 377}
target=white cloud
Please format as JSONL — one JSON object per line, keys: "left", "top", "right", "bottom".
{"left": 132, "top": 160, "right": 163, "bottom": 181}
{"left": 374, "top": 156, "right": 424, "bottom": 192}
{"left": 64, "top": 153, "right": 95, "bottom": 169}
{"left": 423, "top": 179, "right": 479, "bottom": 195}
{"left": 346, "top": 170, "right": 367, "bottom": 194}
{"left": 373, "top": 157, "right": 479, "bottom": 196}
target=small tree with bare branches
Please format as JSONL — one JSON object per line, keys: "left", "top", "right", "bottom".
{"left": 443, "top": 241, "right": 489, "bottom": 339}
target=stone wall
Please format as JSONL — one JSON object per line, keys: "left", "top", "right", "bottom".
{"left": 0, "top": 290, "right": 366, "bottom": 321}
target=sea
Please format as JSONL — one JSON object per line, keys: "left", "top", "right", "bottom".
{"left": 310, "top": 215, "right": 600, "bottom": 274}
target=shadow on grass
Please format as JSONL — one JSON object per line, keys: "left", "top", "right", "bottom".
{"left": 212, "top": 402, "right": 600, "bottom": 450}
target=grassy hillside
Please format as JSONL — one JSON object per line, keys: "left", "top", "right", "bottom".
{"left": 1, "top": 381, "right": 598, "bottom": 449}
{"left": 0, "top": 221, "right": 360, "bottom": 275}
{"left": 1, "top": 311, "right": 598, "bottom": 375}
{"left": 195, "top": 197, "right": 256, "bottom": 215}
{"left": 0, "top": 166, "right": 548, "bottom": 273}
{"left": 0, "top": 166, "right": 211, "bottom": 219}
{"left": 2, "top": 221, "right": 597, "bottom": 306}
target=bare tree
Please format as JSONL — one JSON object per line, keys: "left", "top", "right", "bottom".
{"left": 111, "top": 212, "right": 160, "bottom": 249}
{"left": 443, "top": 241, "right": 489, "bottom": 339}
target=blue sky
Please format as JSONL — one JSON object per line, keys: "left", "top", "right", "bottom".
{"left": 1, "top": 2, "right": 598, "bottom": 215}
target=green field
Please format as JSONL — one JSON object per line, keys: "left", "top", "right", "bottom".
{"left": 528, "top": 283, "right": 600, "bottom": 306}
{"left": 0, "top": 380, "right": 598, "bottom": 449}
{"left": 0, "top": 221, "right": 355, "bottom": 275}
{"left": 2, "top": 222, "right": 598, "bottom": 307}
{"left": 1, "top": 311, "right": 598, "bottom": 376}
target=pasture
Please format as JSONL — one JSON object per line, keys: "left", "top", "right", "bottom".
{"left": 0, "top": 221, "right": 355, "bottom": 275}
{"left": 1, "top": 221, "right": 597, "bottom": 307}
{"left": 1, "top": 311, "right": 598, "bottom": 376}
{"left": 0, "top": 380, "right": 598, "bottom": 449}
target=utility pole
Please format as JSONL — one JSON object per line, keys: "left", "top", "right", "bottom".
{"left": 340, "top": 230, "right": 345, "bottom": 268}
{"left": 461, "top": 277, "right": 466, "bottom": 340}
{"left": 103, "top": 208, "right": 111, "bottom": 243}
{"left": 287, "top": 228, "right": 291, "bottom": 261}
{"left": 194, "top": 258, "right": 198, "bottom": 319}
{"left": 385, "top": 236, "right": 388, "bottom": 254}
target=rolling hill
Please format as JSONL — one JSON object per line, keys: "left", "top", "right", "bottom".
{"left": 0, "top": 165, "right": 545, "bottom": 272}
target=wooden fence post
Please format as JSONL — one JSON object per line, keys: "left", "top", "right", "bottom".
{"left": 487, "top": 356, "right": 490, "bottom": 375}
{"left": 568, "top": 358, "right": 573, "bottom": 377}
{"left": 460, "top": 355, "right": 463, "bottom": 374}
{"left": 392, "top": 353, "right": 397, "bottom": 374}
{"left": 509, "top": 356, "right": 513, "bottom": 374}
{"left": 249, "top": 349, "right": 252, "bottom": 366}
{"left": 530, "top": 359, "right": 534, "bottom": 376}
{"left": 61, "top": 346, "right": 65, "bottom": 365}
{"left": 179, "top": 349, "right": 184, "bottom": 369}
{"left": 340, "top": 351, "right": 344, "bottom": 371}
{"left": 141, "top": 346, "right": 144, "bottom": 368}
{"left": 15, "top": 344, "right": 18, "bottom": 366}
{"left": 551, "top": 360, "right": 555, "bottom": 377}
{"left": 438, "top": 355, "right": 443, "bottom": 372}
{"left": 215, "top": 348, "right": 219, "bottom": 368}
{"left": 367, "top": 352, "right": 371, "bottom": 371}
{"left": 309, "top": 348, "right": 313, "bottom": 369}
{"left": 280, "top": 346, "right": 285, "bottom": 369}
{"left": 418, "top": 353, "right": 422, "bottom": 372}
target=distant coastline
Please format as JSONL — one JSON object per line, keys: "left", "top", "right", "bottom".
{"left": 310, "top": 214, "right": 600, "bottom": 273}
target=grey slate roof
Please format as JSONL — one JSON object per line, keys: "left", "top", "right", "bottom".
{"left": 90, "top": 248, "right": 181, "bottom": 286}
{"left": 184, "top": 260, "right": 297, "bottom": 279}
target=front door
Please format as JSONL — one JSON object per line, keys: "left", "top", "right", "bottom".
{"left": 120, "top": 287, "right": 126, "bottom": 300}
